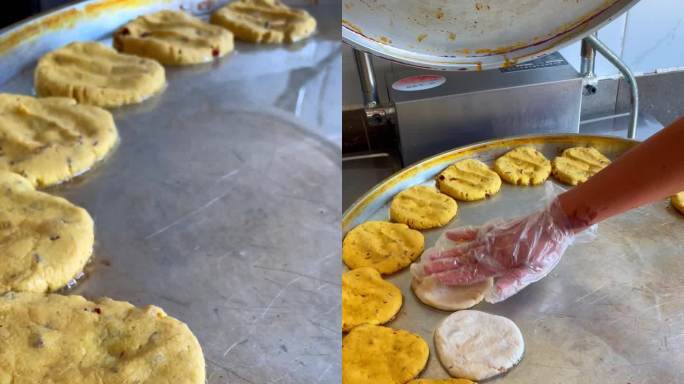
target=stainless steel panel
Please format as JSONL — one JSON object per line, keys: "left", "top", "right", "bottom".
{"left": 342, "top": 154, "right": 401, "bottom": 210}
{"left": 580, "top": 112, "right": 663, "bottom": 141}
{"left": 388, "top": 53, "right": 580, "bottom": 105}
{"left": 343, "top": 135, "right": 684, "bottom": 383}
{"left": 390, "top": 64, "right": 583, "bottom": 164}
{"left": 0, "top": 1, "right": 342, "bottom": 383}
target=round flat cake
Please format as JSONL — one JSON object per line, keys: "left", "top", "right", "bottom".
{"left": 552, "top": 146, "right": 611, "bottom": 186}
{"left": 0, "top": 292, "right": 205, "bottom": 383}
{"left": 494, "top": 146, "right": 551, "bottom": 186}
{"left": 0, "top": 94, "right": 118, "bottom": 187}
{"left": 437, "top": 158, "right": 501, "bottom": 201}
{"left": 343, "top": 324, "right": 429, "bottom": 384}
{"left": 211, "top": 0, "right": 316, "bottom": 44}
{"left": 390, "top": 185, "right": 458, "bottom": 229}
{"left": 435, "top": 310, "right": 524, "bottom": 381}
{"left": 0, "top": 171, "right": 94, "bottom": 293}
{"left": 114, "top": 10, "right": 234, "bottom": 65}
{"left": 343, "top": 221, "right": 424, "bottom": 275}
{"left": 35, "top": 41, "right": 166, "bottom": 107}
{"left": 342, "top": 267, "right": 402, "bottom": 332}
{"left": 411, "top": 274, "right": 493, "bottom": 311}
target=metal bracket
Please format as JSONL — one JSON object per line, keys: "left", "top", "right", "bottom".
{"left": 353, "top": 48, "right": 379, "bottom": 108}
{"left": 580, "top": 34, "right": 598, "bottom": 95}
{"left": 352, "top": 48, "right": 395, "bottom": 126}
{"left": 582, "top": 35, "right": 639, "bottom": 139}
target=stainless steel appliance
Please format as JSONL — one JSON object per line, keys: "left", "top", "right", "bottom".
{"left": 343, "top": 0, "right": 642, "bottom": 164}
{"left": 387, "top": 53, "right": 583, "bottom": 164}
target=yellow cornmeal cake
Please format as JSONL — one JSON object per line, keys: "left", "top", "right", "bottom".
{"left": 0, "top": 94, "right": 118, "bottom": 187}
{"left": 0, "top": 292, "right": 205, "bottom": 383}
{"left": 114, "top": 10, "right": 234, "bottom": 65}
{"left": 343, "top": 221, "right": 424, "bottom": 275}
{"left": 210, "top": 0, "right": 316, "bottom": 44}
{"left": 494, "top": 146, "right": 551, "bottom": 186}
{"left": 409, "top": 379, "right": 476, "bottom": 384}
{"left": 436, "top": 159, "right": 501, "bottom": 201}
{"left": 552, "top": 146, "right": 611, "bottom": 186}
{"left": 390, "top": 185, "right": 457, "bottom": 229}
{"left": 342, "top": 267, "right": 402, "bottom": 332}
{"left": 342, "top": 324, "right": 429, "bottom": 384}
{"left": 35, "top": 42, "right": 166, "bottom": 108}
{"left": 0, "top": 171, "right": 94, "bottom": 293}
{"left": 672, "top": 192, "right": 684, "bottom": 215}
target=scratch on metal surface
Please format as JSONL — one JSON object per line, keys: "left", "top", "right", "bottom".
{"left": 157, "top": 294, "right": 192, "bottom": 307}
{"left": 206, "top": 357, "right": 257, "bottom": 384}
{"left": 263, "top": 276, "right": 285, "bottom": 287}
{"left": 270, "top": 371, "right": 289, "bottom": 384}
{"left": 222, "top": 338, "right": 248, "bottom": 357}
{"left": 527, "top": 362, "right": 581, "bottom": 371}
{"left": 252, "top": 264, "right": 340, "bottom": 286}
{"left": 622, "top": 235, "right": 646, "bottom": 263}
{"left": 280, "top": 192, "right": 332, "bottom": 207}
{"left": 654, "top": 295, "right": 663, "bottom": 321}
{"left": 269, "top": 356, "right": 313, "bottom": 384}
{"left": 271, "top": 361, "right": 306, "bottom": 384}
{"left": 217, "top": 169, "right": 239, "bottom": 182}
{"left": 307, "top": 319, "right": 337, "bottom": 334}
{"left": 260, "top": 277, "right": 302, "bottom": 319}
{"left": 581, "top": 291, "right": 613, "bottom": 306}
{"left": 245, "top": 242, "right": 279, "bottom": 251}
{"left": 315, "top": 251, "right": 337, "bottom": 264}
{"left": 637, "top": 298, "right": 684, "bottom": 321}
{"left": 605, "top": 314, "right": 636, "bottom": 327}
{"left": 316, "top": 283, "right": 330, "bottom": 290}
{"left": 297, "top": 221, "right": 339, "bottom": 235}
{"left": 315, "top": 364, "right": 333, "bottom": 383}
{"left": 574, "top": 282, "right": 609, "bottom": 303}
{"left": 144, "top": 190, "right": 232, "bottom": 239}
{"left": 232, "top": 149, "right": 244, "bottom": 162}
{"left": 214, "top": 305, "right": 294, "bottom": 312}
{"left": 299, "top": 353, "right": 332, "bottom": 357}
{"left": 322, "top": 305, "right": 337, "bottom": 315}
{"left": 609, "top": 360, "right": 662, "bottom": 369}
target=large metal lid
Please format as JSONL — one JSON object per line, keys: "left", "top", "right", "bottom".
{"left": 342, "top": 0, "right": 638, "bottom": 70}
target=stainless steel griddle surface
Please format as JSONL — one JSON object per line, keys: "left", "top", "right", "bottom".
{"left": 0, "top": 3, "right": 342, "bottom": 383}
{"left": 343, "top": 136, "right": 684, "bottom": 383}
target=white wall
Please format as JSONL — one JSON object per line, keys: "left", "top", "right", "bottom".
{"left": 559, "top": 0, "right": 684, "bottom": 77}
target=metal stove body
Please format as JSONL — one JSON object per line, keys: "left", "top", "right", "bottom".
{"left": 387, "top": 53, "right": 583, "bottom": 164}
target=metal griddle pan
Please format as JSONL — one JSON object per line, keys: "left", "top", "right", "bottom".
{"left": 0, "top": 1, "right": 342, "bottom": 383}
{"left": 343, "top": 135, "right": 684, "bottom": 383}
{"left": 342, "top": 0, "right": 639, "bottom": 70}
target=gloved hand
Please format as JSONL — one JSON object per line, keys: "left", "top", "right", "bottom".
{"left": 413, "top": 198, "right": 578, "bottom": 303}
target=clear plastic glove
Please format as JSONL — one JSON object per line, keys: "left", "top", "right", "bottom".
{"left": 414, "top": 197, "right": 585, "bottom": 303}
